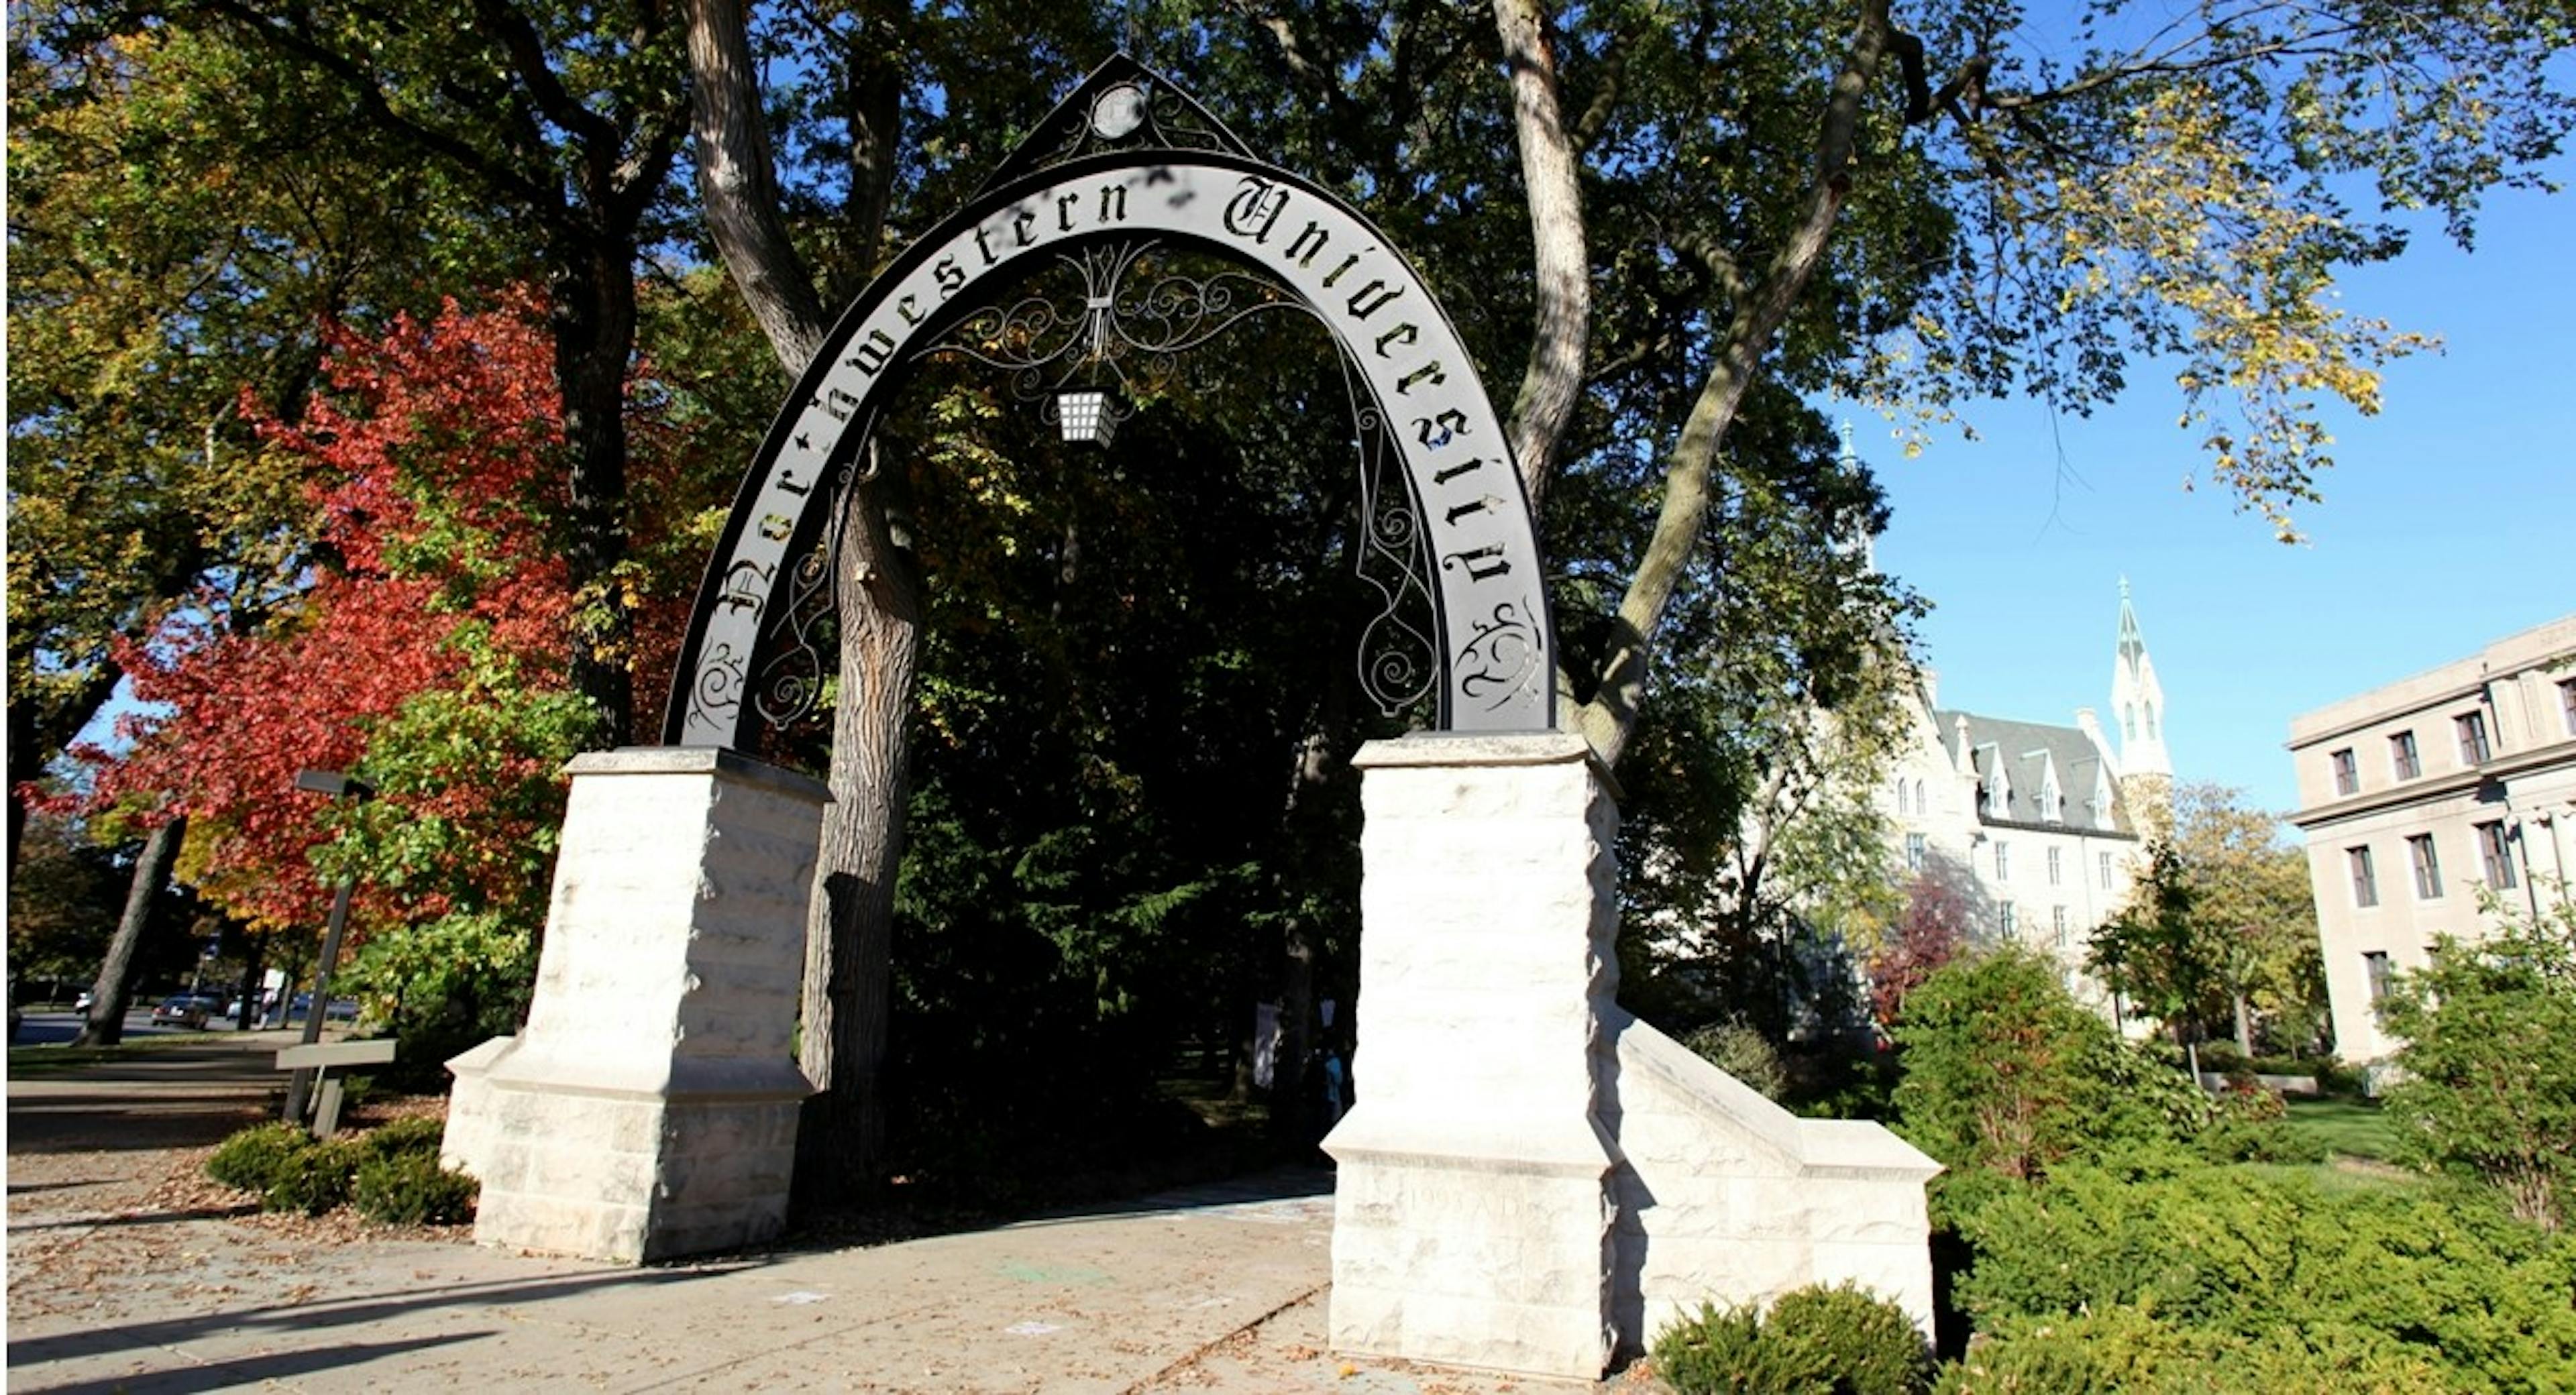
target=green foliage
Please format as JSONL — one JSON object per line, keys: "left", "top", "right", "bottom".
{"left": 2194, "top": 1086, "right": 2326, "bottom": 1166}
{"left": 1653, "top": 1282, "right": 1932, "bottom": 1395}
{"left": 1682, "top": 1022, "right": 1790, "bottom": 1101}
{"left": 352, "top": 1150, "right": 477, "bottom": 1225}
{"left": 1949, "top": 1162, "right": 2576, "bottom": 1391}
{"left": 1892, "top": 949, "right": 2204, "bottom": 1184}
{"left": 207, "top": 1116, "right": 458, "bottom": 1219}
{"left": 2377, "top": 886, "right": 2576, "bottom": 1229}
{"left": 261, "top": 1137, "right": 364, "bottom": 1215}
{"left": 1938, "top": 1304, "right": 2451, "bottom": 1394}
{"left": 204, "top": 1123, "right": 315, "bottom": 1194}
{"left": 354, "top": 1115, "right": 448, "bottom": 1164}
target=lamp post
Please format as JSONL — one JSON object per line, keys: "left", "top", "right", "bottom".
{"left": 282, "top": 769, "right": 372, "bottom": 1127}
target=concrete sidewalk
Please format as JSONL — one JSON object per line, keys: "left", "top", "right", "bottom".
{"left": 8, "top": 1038, "right": 1640, "bottom": 1392}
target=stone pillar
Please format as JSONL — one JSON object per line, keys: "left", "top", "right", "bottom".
{"left": 446, "top": 747, "right": 825, "bottom": 1264}
{"left": 1322, "top": 732, "right": 1620, "bottom": 1380}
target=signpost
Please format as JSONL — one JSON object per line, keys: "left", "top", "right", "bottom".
{"left": 282, "top": 769, "right": 372, "bottom": 1127}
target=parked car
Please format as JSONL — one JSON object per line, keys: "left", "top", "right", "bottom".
{"left": 284, "top": 994, "right": 360, "bottom": 1023}
{"left": 150, "top": 995, "right": 221, "bottom": 1029}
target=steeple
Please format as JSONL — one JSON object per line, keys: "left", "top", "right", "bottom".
{"left": 2110, "top": 578, "right": 2173, "bottom": 838}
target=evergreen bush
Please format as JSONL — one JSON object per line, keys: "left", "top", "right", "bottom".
{"left": 355, "top": 1115, "right": 447, "bottom": 1164}
{"left": 262, "top": 1137, "right": 362, "bottom": 1215}
{"left": 352, "top": 1150, "right": 478, "bottom": 1225}
{"left": 1949, "top": 1161, "right": 2576, "bottom": 1390}
{"left": 1682, "top": 1021, "right": 1789, "bottom": 1101}
{"left": 1654, "top": 1282, "right": 1931, "bottom": 1395}
{"left": 205, "top": 1123, "right": 314, "bottom": 1194}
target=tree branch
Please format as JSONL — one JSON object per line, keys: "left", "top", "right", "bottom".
{"left": 1575, "top": 0, "right": 1895, "bottom": 769}
{"left": 682, "top": 0, "right": 829, "bottom": 371}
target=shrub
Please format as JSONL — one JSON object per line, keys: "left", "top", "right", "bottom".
{"left": 355, "top": 1115, "right": 448, "bottom": 1164}
{"left": 1892, "top": 949, "right": 2202, "bottom": 1184}
{"left": 352, "top": 1150, "right": 478, "bottom": 1225}
{"left": 1654, "top": 1282, "right": 1931, "bottom": 1395}
{"left": 2377, "top": 891, "right": 2576, "bottom": 1229}
{"left": 1682, "top": 1021, "right": 1788, "bottom": 1101}
{"left": 1949, "top": 1161, "right": 2576, "bottom": 1390}
{"left": 2194, "top": 1084, "right": 2326, "bottom": 1165}
{"left": 262, "top": 1137, "right": 362, "bottom": 1215}
{"left": 1937, "top": 1306, "right": 2450, "bottom": 1394}
{"left": 206, "top": 1123, "right": 315, "bottom": 1194}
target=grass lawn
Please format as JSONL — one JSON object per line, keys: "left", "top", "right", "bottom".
{"left": 2282, "top": 1095, "right": 2403, "bottom": 1164}
{"left": 6, "top": 1034, "right": 223, "bottom": 1078}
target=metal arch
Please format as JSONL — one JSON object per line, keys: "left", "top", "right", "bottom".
{"left": 664, "top": 70, "right": 1554, "bottom": 748}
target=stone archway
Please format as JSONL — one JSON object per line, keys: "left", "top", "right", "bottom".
{"left": 442, "top": 57, "right": 1937, "bottom": 1385}
{"left": 664, "top": 56, "right": 1551, "bottom": 748}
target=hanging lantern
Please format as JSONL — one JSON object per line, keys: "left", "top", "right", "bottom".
{"left": 1055, "top": 387, "right": 1118, "bottom": 445}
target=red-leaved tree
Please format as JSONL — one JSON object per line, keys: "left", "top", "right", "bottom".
{"left": 59, "top": 291, "right": 701, "bottom": 1037}
{"left": 1869, "top": 872, "right": 1973, "bottom": 1031}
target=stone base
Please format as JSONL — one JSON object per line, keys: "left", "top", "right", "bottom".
{"left": 1326, "top": 1109, "right": 1615, "bottom": 1379}
{"left": 464, "top": 1040, "right": 808, "bottom": 1263}
{"left": 441, "top": 747, "right": 826, "bottom": 1265}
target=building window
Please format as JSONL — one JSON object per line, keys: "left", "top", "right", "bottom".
{"left": 2349, "top": 846, "right": 2379, "bottom": 907}
{"left": 2408, "top": 834, "right": 2443, "bottom": 899}
{"left": 2457, "top": 710, "right": 2491, "bottom": 766}
{"left": 1994, "top": 842, "right": 2010, "bottom": 879}
{"left": 2562, "top": 679, "right": 2576, "bottom": 736}
{"left": 2000, "top": 902, "right": 2017, "bottom": 937}
{"left": 2099, "top": 851, "right": 2114, "bottom": 889}
{"left": 2052, "top": 905, "right": 2068, "bottom": 949}
{"left": 1915, "top": 779, "right": 1927, "bottom": 813}
{"left": 1906, "top": 833, "right": 1926, "bottom": 871}
{"left": 2364, "top": 950, "right": 2394, "bottom": 1006}
{"left": 2047, "top": 846, "right": 2063, "bottom": 886}
{"left": 1895, "top": 779, "right": 1909, "bottom": 814}
{"left": 2389, "top": 730, "right": 2420, "bottom": 781}
{"left": 2477, "top": 820, "right": 2519, "bottom": 890}
{"left": 2330, "top": 747, "right": 2358, "bottom": 796}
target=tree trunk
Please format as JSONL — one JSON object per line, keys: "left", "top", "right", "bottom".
{"left": 549, "top": 231, "right": 640, "bottom": 749}
{"left": 234, "top": 934, "right": 267, "bottom": 1031}
{"left": 72, "top": 815, "right": 184, "bottom": 1048}
{"left": 1489, "top": 0, "right": 1590, "bottom": 512}
{"left": 2233, "top": 989, "right": 2253, "bottom": 1055}
{"left": 793, "top": 480, "right": 922, "bottom": 1209}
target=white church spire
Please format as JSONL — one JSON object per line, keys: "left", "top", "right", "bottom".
{"left": 2111, "top": 577, "right": 2171, "bottom": 780}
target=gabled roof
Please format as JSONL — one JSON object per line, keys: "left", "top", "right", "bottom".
{"left": 1939, "top": 710, "right": 2135, "bottom": 834}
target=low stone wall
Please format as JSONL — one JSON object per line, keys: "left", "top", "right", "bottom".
{"left": 2198, "top": 1071, "right": 2321, "bottom": 1096}
{"left": 1599, "top": 1007, "right": 1941, "bottom": 1355}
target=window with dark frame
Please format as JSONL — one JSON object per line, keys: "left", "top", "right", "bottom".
{"left": 2477, "top": 820, "right": 2519, "bottom": 889}
{"left": 2408, "top": 833, "right": 2443, "bottom": 899}
{"left": 2457, "top": 710, "right": 2491, "bottom": 765}
{"left": 2365, "top": 950, "right": 2393, "bottom": 1006}
{"left": 2349, "top": 845, "right": 2379, "bottom": 907}
{"left": 2390, "top": 730, "right": 2420, "bottom": 780}
{"left": 2331, "top": 747, "right": 2359, "bottom": 795}
{"left": 1906, "top": 832, "right": 1925, "bottom": 871}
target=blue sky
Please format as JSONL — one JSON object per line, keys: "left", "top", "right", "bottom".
{"left": 1858, "top": 174, "right": 2574, "bottom": 819}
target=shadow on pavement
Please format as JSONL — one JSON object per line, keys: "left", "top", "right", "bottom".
{"left": 7, "top": 1203, "right": 261, "bottom": 1233}
{"left": 16, "top": 1332, "right": 490, "bottom": 1394}
{"left": 6, "top": 1264, "right": 762, "bottom": 1374}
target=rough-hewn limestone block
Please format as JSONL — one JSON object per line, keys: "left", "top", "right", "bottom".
{"left": 443, "top": 746, "right": 825, "bottom": 1264}
{"left": 1324, "top": 732, "right": 1621, "bottom": 1380}
{"left": 1599, "top": 1007, "right": 1941, "bottom": 1353}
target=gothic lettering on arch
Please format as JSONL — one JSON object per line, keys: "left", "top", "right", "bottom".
{"left": 665, "top": 55, "right": 1554, "bottom": 747}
